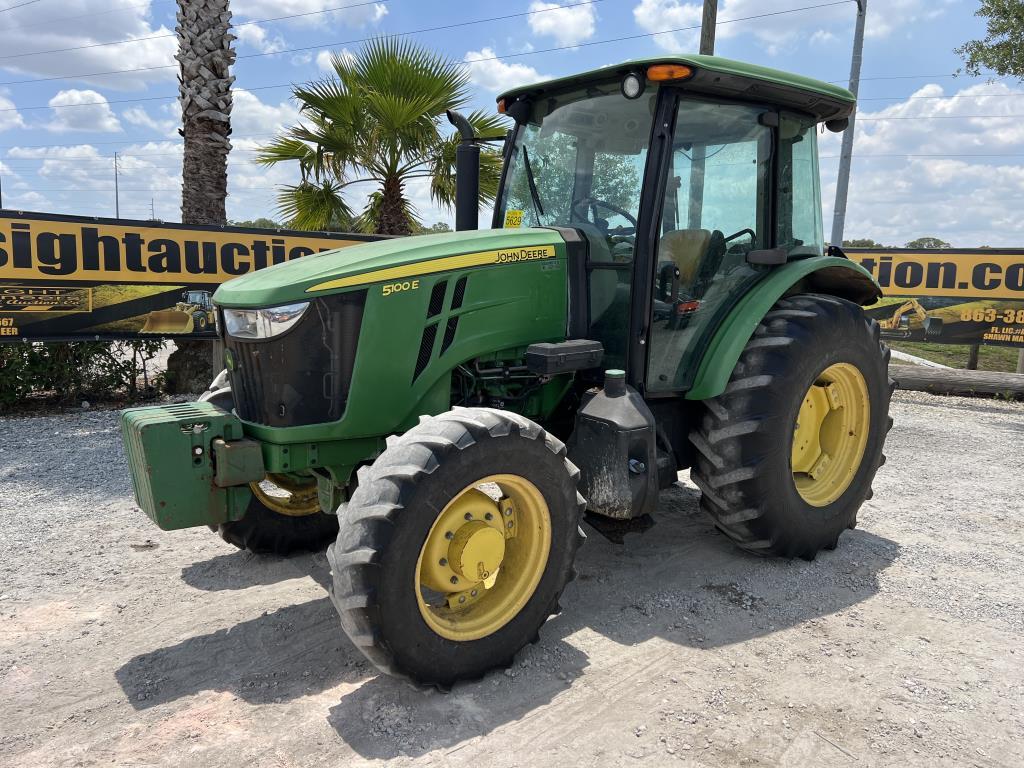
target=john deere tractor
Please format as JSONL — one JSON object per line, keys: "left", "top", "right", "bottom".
{"left": 122, "top": 55, "right": 892, "bottom": 686}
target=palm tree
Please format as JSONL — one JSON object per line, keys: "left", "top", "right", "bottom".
{"left": 166, "top": 0, "right": 235, "bottom": 393}
{"left": 177, "top": 0, "right": 235, "bottom": 225}
{"left": 258, "top": 38, "right": 505, "bottom": 235}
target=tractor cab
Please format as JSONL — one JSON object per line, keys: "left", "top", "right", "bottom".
{"left": 493, "top": 57, "right": 844, "bottom": 390}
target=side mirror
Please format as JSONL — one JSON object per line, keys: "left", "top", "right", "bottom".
{"left": 746, "top": 247, "right": 787, "bottom": 266}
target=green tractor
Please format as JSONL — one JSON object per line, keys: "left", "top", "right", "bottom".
{"left": 122, "top": 55, "right": 891, "bottom": 687}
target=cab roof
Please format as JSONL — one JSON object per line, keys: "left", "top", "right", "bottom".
{"left": 497, "top": 54, "right": 856, "bottom": 125}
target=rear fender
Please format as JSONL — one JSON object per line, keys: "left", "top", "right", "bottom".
{"left": 685, "top": 257, "right": 881, "bottom": 400}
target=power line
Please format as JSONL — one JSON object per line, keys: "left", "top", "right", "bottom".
{"left": 0, "top": 0, "right": 171, "bottom": 32}
{"left": 858, "top": 114, "right": 1024, "bottom": 121}
{"left": 859, "top": 92, "right": 1024, "bottom": 102}
{"left": 0, "top": 0, "right": 843, "bottom": 91}
{"left": 0, "top": 0, "right": 398, "bottom": 60}
{"left": 0, "top": 0, "right": 43, "bottom": 14}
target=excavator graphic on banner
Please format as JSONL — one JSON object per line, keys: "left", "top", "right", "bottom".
{"left": 879, "top": 298, "right": 943, "bottom": 340}
{"left": 140, "top": 290, "right": 216, "bottom": 334}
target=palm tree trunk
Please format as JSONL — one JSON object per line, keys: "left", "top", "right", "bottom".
{"left": 377, "top": 176, "right": 412, "bottom": 235}
{"left": 178, "top": 0, "right": 235, "bottom": 225}
{"left": 166, "top": 0, "right": 236, "bottom": 393}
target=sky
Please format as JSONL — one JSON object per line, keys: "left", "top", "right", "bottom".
{"left": 0, "top": 0, "right": 1018, "bottom": 246}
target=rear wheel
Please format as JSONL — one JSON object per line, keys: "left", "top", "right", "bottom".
{"left": 328, "top": 408, "right": 584, "bottom": 686}
{"left": 690, "top": 294, "right": 893, "bottom": 560}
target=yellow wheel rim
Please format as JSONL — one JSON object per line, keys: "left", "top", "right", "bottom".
{"left": 248, "top": 473, "right": 320, "bottom": 517}
{"left": 791, "top": 362, "right": 871, "bottom": 507}
{"left": 415, "top": 474, "right": 551, "bottom": 642}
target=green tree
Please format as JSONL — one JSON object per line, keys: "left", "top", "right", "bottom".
{"left": 504, "top": 131, "right": 640, "bottom": 227}
{"left": 843, "top": 238, "right": 884, "bottom": 248}
{"left": 955, "top": 1, "right": 1024, "bottom": 79}
{"left": 905, "top": 236, "right": 951, "bottom": 249}
{"left": 258, "top": 38, "right": 505, "bottom": 235}
{"left": 230, "top": 217, "right": 282, "bottom": 229}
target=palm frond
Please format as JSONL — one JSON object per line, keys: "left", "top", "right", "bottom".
{"left": 275, "top": 180, "right": 355, "bottom": 231}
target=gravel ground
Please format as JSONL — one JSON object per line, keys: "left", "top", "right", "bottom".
{"left": 1, "top": 390, "right": 1022, "bottom": 767}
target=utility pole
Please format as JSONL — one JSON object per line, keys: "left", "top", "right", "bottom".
{"left": 830, "top": 0, "right": 867, "bottom": 247}
{"left": 114, "top": 152, "right": 120, "bottom": 218}
{"left": 150, "top": 198, "right": 155, "bottom": 220}
{"left": 700, "top": 0, "right": 717, "bottom": 55}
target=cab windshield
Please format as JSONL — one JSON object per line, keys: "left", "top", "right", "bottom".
{"left": 498, "top": 84, "right": 657, "bottom": 265}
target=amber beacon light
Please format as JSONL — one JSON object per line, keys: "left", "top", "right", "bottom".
{"left": 646, "top": 64, "right": 694, "bottom": 82}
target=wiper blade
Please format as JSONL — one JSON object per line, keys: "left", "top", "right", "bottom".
{"left": 522, "top": 146, "right": 545, "bottom": 219}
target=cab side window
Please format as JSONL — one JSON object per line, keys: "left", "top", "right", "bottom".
{"left": 646, "top": 99, "right": 772, "bottom": 392}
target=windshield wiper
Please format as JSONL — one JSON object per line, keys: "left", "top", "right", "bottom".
{"left": 522, "top": 146, "right": 545, "bottom": 220}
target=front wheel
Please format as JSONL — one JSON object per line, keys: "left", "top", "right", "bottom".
{"left": 328, "top": 408, "right": 584, "bottom": 687}
{"left": 690, "top": 294, "right": 893, "bottom": 560}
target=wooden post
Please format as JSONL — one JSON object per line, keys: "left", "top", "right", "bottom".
{"left": 966, "top": 344, "right": 980, "bottom": 371}
{"left": 700, "top": 0, "right": 717, "bottom": 55}
{"left": 1018, "top": 349, "right": 1024, "bottom": 375}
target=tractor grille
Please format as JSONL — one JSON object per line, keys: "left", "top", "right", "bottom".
{"left": 223, "top": 290, "right": 366, "bottom": 427}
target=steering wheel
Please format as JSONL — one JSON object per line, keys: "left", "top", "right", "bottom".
{"left": 723, "top": 227, "right": 756, "bottom": 244}
{"left": 572, "top": 197, "right": 638, "bottom": 236}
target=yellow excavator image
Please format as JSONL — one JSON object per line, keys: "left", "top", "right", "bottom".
{"left": 140, "top": 290, "right": 215, "bottom": 334}
{"left": 879, "top": 298, "right": 943, "bottom": 339}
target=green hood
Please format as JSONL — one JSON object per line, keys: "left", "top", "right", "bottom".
{"left": 213, "top": 227, "right": 564, "bottom": 308}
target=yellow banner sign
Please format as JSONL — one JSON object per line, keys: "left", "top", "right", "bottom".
{"left": 0, "top": 210, "right": 377, "bottom": 286}
{"left": 847, "top": 249, "right": 1024, "bottom": 300}
{"left": 0, "top": 210, "right": 381, "bottom": 341}
{"left": 846, "top": 248, "right": 1024, "bottom": 348}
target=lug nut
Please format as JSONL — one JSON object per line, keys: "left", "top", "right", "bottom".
{"left": 504, "top": 508, "right": 512, "bottom": 516}
{"left": 506, "top": 521, "right": 514, "bottom": 529}
{"left": 464, "top": 512, "right": 473, "bottom": 521}
{"left": 445, "top": 531, "right": 454, "bottom": 540}
{"left": 485, "top": 512, "right": 493, "bottom": 521}
{"left": 458, "top": 596, "right": 466, "bottom": 603}
{"left": 439, "top": 558, "right": 447, "bottom": 566}
{"left": 450, "top": 576, "right": 459, "bottom": 584}
{"left": 470, "top": 589, "right": 478, "bottom": 597}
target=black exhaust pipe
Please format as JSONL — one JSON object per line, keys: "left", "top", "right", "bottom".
{"left": 446, "top": 109, "right": 479, "bottom": 231}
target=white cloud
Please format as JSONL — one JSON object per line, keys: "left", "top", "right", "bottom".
{"left": 232, "top": 0, "right": 387, "bottom": 27}
{"left": 122, "top": 103, "right": 179, "bottom": 138}
{"left": 633, "top": 0, "right": 704, "bottom": 52}
{"left": 464, "top": 49, "right": 547, "bottom": 95}
{"left": 8, "top": 144, "right": 114, "bottom": 193}
{"left": 45, "top": 90, "right": 121, "bottom": 133}
{"left": 0, "top": 0, "right": 176, "bottom": 90}
{"left": 819, "top": 81, "right": 1024, "bottom": 246}
{"left": 0, "top": 94, "right": 26, "bottom": 132}
{"left": 633, "top": 0, "right": 950, "bottom": 56}
{"left": 317, "top": 48, "right": 355, "bottom": 73}
{"left": 232, "top": 89, "right": 299, "bottom": 136}
{"left": 235, "top": 24, "right": 287, "bottom": 54}
{"left": 528, "top": 1, "right": 597, "bottom": 47}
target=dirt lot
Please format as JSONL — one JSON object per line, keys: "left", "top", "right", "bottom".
{"left": 1, "top": 390, "right": 1022, "bottom": 767}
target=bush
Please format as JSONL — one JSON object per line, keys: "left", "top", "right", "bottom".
{"left": 0, "top": 340, "right": 166, "bottom": 411}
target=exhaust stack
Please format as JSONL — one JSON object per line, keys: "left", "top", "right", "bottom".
{"left": 446, "top": 109, "right": 479, "bottom": 231}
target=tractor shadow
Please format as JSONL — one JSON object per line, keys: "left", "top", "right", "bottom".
{"left": 115, "top": 478, "right": 899, "bottom": 759}
{"left": 180, "top": 550, "right": 332, "bottom": 592}
{"left": 327, "top": 480, "right": 901, "bottom": 760}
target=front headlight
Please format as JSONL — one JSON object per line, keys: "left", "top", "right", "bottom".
{"left": 223, "top": 301, "right": 310, "bottom": 339}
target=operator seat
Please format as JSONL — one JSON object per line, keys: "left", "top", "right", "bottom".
{"left": 659, "top": 228, "right": 727, "bottom": 296}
